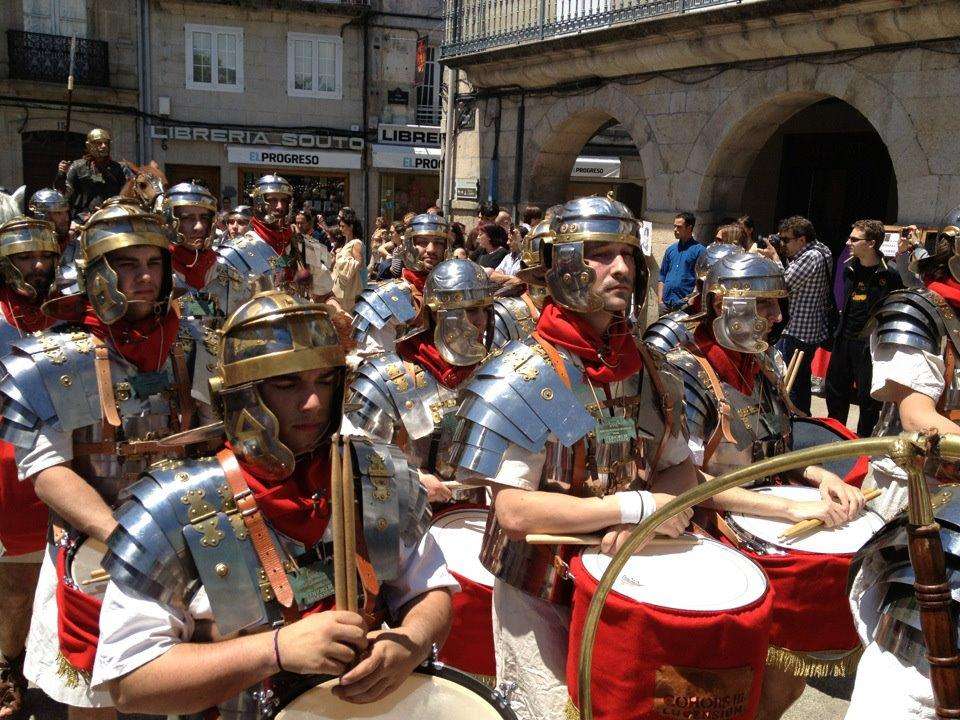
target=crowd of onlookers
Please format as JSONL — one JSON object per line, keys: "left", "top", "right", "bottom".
{"left": 657, "top": 209, "right": 931, "bottom": 437}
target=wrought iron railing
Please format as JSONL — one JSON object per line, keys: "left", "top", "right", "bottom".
{"left": 7, "top": 30, "right": 110, "bottom": 87}
{"left": 442, "top": 0, "right": 749, "bottom": 58}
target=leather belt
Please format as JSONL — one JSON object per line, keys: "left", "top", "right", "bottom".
{"left": 216, "top": 448, "right": 294, "bottom": 608}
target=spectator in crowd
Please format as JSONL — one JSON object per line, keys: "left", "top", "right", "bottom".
{"left": 775, "top": 215, "right": 833, "bottom": 414}
{"left": 826, "top": 219, "right": 902, "bottom": 437}
{"left": 657, "top": 211, "right": 704, "bottom": 313}
{"left": 453, "top": 247, "right": 468, "bottom": 260}
{"left": 738, "top": 214, "right": 757, "bottom": 249}
{"left": 491, "top": 223, "right": 526, "bottom": 278}
{"left": 371, "top": 215, "right": 388, "bottom": 246}
{"left": 295, "top": 208, "right": 325, "bottom": 243}
{"left": 476, "top": 221, "right": 509, "bottom": 269}
{"left": 521, "top": 205, "right": 543, "bottom": 231}
{"left": 895, "top": 225, "right": 929, "bottom": 287}
{"left": 715, "top": 223, "right": 748, "bottom": 249}
{"left": 334, "top": 207, "right": 365, "bottom": 299}
{"left": 478, "top": 201, "right": 499, "bottom": 222}
{"left": 385, "top": 219, "right": 412, "bottom": 280}
{"left": 466, "top": 226, "right": 482, "bottom": 262}
{"left": 494, "top": 210, "right": 513, "bottom": 234}
{"left": 427, "top": 205, "right": 442, "bottom": 216}
{"left": 450, "top": 221, "right": 466, "bottom": 250}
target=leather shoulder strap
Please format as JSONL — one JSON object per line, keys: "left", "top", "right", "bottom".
{"left": 689, "top": 352, "right": 737, "bottom": 466}
{"left": 636, "top": 343, "right": 675, "bottom": 474}
{"left": 531, "top": 332, "right": 572, "bottom": 390}
{"left": 91, "top": 335, "right": 121, "bottom": 429}
{"left": 170, "top": 340, "right": 195, "bottom": 433}
{"left": 215, "top": 448, "right": 295, "bottom": 609}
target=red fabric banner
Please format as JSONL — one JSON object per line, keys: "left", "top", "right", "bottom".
{"left": 0, "top": 441, "right": 46, "bottom": 556}
{"left": 55, "top": 545, "right": 102, "bottom": 674}
{"left": 438, "top": 569, "right": 495, "bottom": 677}
{"left": 567, "top": 554, "right": 772, "bottom": 720}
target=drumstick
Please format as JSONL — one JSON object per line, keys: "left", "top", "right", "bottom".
{"left": 778, "top": 487, "right": 883, "bottom": 540}
{"left": 341, "top": 436, "right": 359, "bottom": 614}
{"left": 81, "top": 575, "right": 110, "bottom": 586}
{"left": 784, "top": 350, "right": 805, "bottom": 394}
{"left": 330, "top": 435, "right": 348, "bottom": 611}
{"left": 784, "top": 350, "right": 800, "bottom": 389}
{"left": 441, "top": 480, "right": 474, "bottom": 492}
{"left": 524, "top": 533, "right": 700, "bottom": 547}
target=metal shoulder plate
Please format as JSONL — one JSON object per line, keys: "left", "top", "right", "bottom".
{"left": 0, "top": 318, "right": 25, "bottom": 352}
{"left": 352, "top": 280, "right": 417, "bottom": 343}
{"left": 870, "top": 288, "right": 946, "bottom": 355}
{"left": 449, "top": 338, "right": 595, "bottom": 478}
{"left": 491, "top": 297, "right": 537, "bottom": 349}
{"left": 105, "top": 455, "right": 271, "bottom": 635}
{"left": 0, "top": 328, "right": 101, "bottom": 448}
{"left": 642, "top": 311, "right": 694, "bottom": 355}
{"left": 347, "top": 353, "right": 440, "bottom": 442}
{"left": 352, "top": 439, "right": 430, "bottom": 584}
{"left": 664, "top": 347, "right": 718, "bottom": 444}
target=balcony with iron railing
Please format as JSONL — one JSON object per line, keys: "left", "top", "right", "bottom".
{"left": 442, "top": 0, "right": 757, "bottom": 59}
{"left": 7, "top": 30, "right": 110, "bottom": 87}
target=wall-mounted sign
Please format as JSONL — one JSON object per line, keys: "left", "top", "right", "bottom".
{"left": 377, "top": 123, "right": 443, "bottom": 147}
{"left": 227, "top": 145, "right": 362, "bottom": 170}
{"left": 387, "top": 88, "right": 410, "bottom": 105}
{"left": 571, "top": 156, "right": 621, "bottom": 179}
{"left": 151, "top": 124, "right": 363, "bottom": 151}
{"left": 372, "top": 144, "right": 441, "bottom": 171}
{"left": 455, "top": 178, "right": 479, "bottom": 201}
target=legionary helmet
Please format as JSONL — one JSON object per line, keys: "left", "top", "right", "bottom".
{"left": 75, "top": 203, "right": 172, "bottom": 324}
{"left": 226, "top": 205, "right": 253, "bottom": 222}
{"left": 937, "top": 206, "right": 960, "bottom": 283}
{"left": 249, "top": 174, "right": 293, "bottom": 227}
{"left": 27, "top": 188, "right": 68, "bottom": 221}
{"left": 0, "top": 217, "right": 60, "bottom": 299}
{"left": 516, "top": 211, "right": 560, "bottom": 287}
{"left": 85, "top": 128, "right": 112, "bottom": 158}
{"left": 702, "top": 253, "right": 786, "bottom": 354}
{"left": 402, "top": 213, "right": 451, "bottom": 272}
{"left": 162, "top": 181, "right": 218, "bottom": 250}
{"left": 695, "top": 241, "right": 744, "bottom": 282}
{"left": 209, "top": 288, "right": 346, "bottom": 480}
{"left": 423, "top": 258, "right": 493, "bottom": 366}
{"left": 545, "top": 196, "right": 648, "bottom": 313}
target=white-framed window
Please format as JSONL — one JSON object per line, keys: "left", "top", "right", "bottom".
{"left": 287, "top": 32, "right": 342, "bottom": 100}
{"left": 23, "top": 0, "right": 88, "bottom": 37}
{"left": 185, "top": 23, "right": 243, "bottom": 92}
{"left": 415, "top": 46, "right": 442, "bottom": 126}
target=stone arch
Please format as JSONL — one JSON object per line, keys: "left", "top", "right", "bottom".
{"left": 683, "top": 61, "right": 931, "bottom": 226}
{"left": 523, "top": 84, "right": 660, "bottom": 209}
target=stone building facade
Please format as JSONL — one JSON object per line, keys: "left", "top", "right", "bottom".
{"left": 441, "top": 0, "right": 960, "bottom": 258}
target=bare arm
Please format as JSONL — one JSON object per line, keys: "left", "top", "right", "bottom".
{"left": 891, "top": 384, "right": 960, "bottom": 435}
{"left": 33, "top": 464, "right": 116, "bottom": 542}
{"left": 108, "top": 628, "right": 277, "bottom": 714}
{"left": 656, "top": 281, "right": 664, "bottom": 303}
{"left": 110, "top": 611, "right": 366, "bottom": 714}
{"left": 493, "top": 489, "right": 622, "bottom": 539}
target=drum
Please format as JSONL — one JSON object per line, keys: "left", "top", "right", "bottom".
{"left": 65, "top": 536, "right": 109, "bottom": 598}
{"left": 791, "top": 417, "right": 867, "bottom": 486}
{"left": 428, "top": 505, "right": 495, "bottom": 679}
{"left": 725, "top": 485, "right": 885, "bottom": 676}
{"left": 567, "top": 535, "right": 772, "bottom": 720}
{"left": 272, "top": 661, "right": 516, "bottom": 719}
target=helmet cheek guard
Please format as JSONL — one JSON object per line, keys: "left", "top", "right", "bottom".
{"left": 424, "top": 258, "right": 494, "bottom": 366}
{"left": 434, "top": 307, "right": 488, "bottom": 365}
{"left": 222, "top": 384, "right": 296, "bottom": 480}
{"left": 546, "top": 242, "right": 601, "bottom": 313}
{"left": 712, "top": 297, "right": 771, "bottom": 354}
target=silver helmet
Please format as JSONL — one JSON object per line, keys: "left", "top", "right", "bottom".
{"left": 249, "top": 174, "right": 293, "bottom": 227}
{"left": 546, "top": 195, "right": 647, "bottom": 313}
{"left": 209, "top": 287, "right": 346, "bottom": 481}
{"left": 162, "top": 181, "right": 218, "bottom": 250}
{"left": 27, "top": 188, "right": 68, "bottom": 221}
{"left": 423, "top": 258, "right": 493, "bottom": 366}
{"left": 402, "top": 213, "right": 451, "bottom": 273}
{"left": 516, "top": 211, "right": 560, "bottom": 287}
{"left": 695, "top": 241, "right": 744, "bottom": 282}
{"left": 703, "top": 253, "right": 786, "bottom": 354}
{"left": 0, "top": 217, "right": 60, "bottom": 299}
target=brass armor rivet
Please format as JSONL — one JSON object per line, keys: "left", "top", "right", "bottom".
{"left": 541, "top": 387, "right": 554, "bottom": 400}
{"left": 376, "top": 518, "right": 388, "bottom": 531}
{"left": 563, "top": 273, "right": 573, "bottom": 283}
{"left": 175, "top": 472, "right": 189, "bottom": 482}
{"left": 215, "top": 563, "right": 229, "bottom": 578}
{"left": 579, "top": 272, "right": 590, "bottom": 283}
{"left": 59, "top": 375, "right": 72, "bottom": 387}
{"left": 391, "top": 296, "right": 399, "bottom": 302}
{"left": 405, "top": 400, "right": 414, "bottom": 409}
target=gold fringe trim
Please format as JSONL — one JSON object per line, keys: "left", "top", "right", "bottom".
{"left": 56, "top": 652, "right": 90, "bottom": 689}
{"left": 765, "top": 644, "right": 864, "bottom": 679}
{"left": 465, "top": 671, "right": 497, "bottom": 689}
{"left": 565, "top": 697, "right": 582, "bottom": 720}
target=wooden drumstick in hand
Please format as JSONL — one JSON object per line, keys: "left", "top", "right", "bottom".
{"left": 778, "top": 487, "right": 883, "bottom": 540}
{"left": 525, "top": 533, "right": 700, "bottom": 548}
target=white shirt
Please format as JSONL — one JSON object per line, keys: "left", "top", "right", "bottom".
{"left": 91, "top": 529, "right": 458, "bottom": 689}
{"left": 494, "top": 252, "right": 523, "bottom": 277}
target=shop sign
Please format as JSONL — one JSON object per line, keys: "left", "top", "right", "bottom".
{"left": 372, "top": 144, "right": 441, "bottom": 171}
{"left": 388, "top": 88, "right": 410, "bottom": 105}
{"left": 571, "top": 156, "right": 621, "bottom": 179}
{"left": 455, "top": 178, "right": 479, "bottom": 201}
{"left": 226, "top": 145, "right": 362, "bottom": 170}
{"left": 377, "top": 124, "right": 443, "bottom": 148}
{"left": 151, "top": 124, "right": 363, "bottom": 151}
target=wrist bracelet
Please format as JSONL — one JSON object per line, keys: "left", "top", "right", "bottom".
{"left": 273, "top": 627, "right": 286, "bottom": 673}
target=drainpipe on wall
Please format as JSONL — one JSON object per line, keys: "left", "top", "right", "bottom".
{"left": 361, "top": 11, "right": 370, "bottom": 247}
{"left": 441, "top": 65, "right": 458, "bottom": 219}
{"left": 137, "top": 0, "right": 151, "bottom": 164}
{"left": 488, "top": 97, "right": 501, "bottom": 204}
{"left": 511, "top": 92, "right": 525, "bottom": 220}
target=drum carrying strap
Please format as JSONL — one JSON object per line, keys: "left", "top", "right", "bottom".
{"left": 92, "top": 336, "right": 121, "bottom": 429}
{"left": 216, "top": 449, "right": 295, "bottom": 609}
{"left": 170, "top": 340, "right": 195, "bottom": 433}
{"left": 637, "top": 342, "right": 675, "bottom": 476}
{"left": 689, "top": 352, "right": 737, "bottom": 467}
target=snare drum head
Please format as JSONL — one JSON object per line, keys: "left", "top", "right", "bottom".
{"left": 579, "top": 536, "right": 767, "bottom": 612}
{"left": 728, "top": 485, "right": 885, "bottom": 554}
{"left": 69, "top": 537, "right": 108, "bottom": 598}
{"left": 429, "top": 507, "right": 494, "bottom": 587}
{"left": 275, "top": 666, "right": 513, "bottom": 719}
